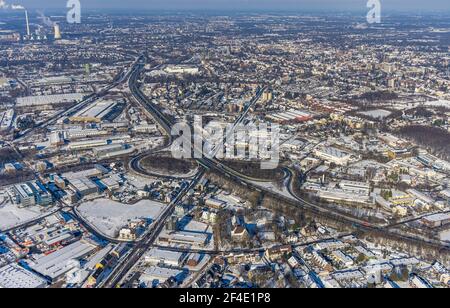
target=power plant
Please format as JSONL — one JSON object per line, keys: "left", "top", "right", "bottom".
{"left": 54, "top": 23, "right": 62, "bottom": 40}
{"left": 22, "top": 10, "right": 48, "bottom": 41}
{"left": 25, "top": 10, "right": 30, "bottom": 37}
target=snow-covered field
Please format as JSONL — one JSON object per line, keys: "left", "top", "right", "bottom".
{"left": 359, "top": 109, "right": 392, "bottom": 119}
{"left": 249, "top": 179, "right": 297, "bottom": 201}
{"left": 0, "top": 200, "right": 46, "bottom": 231}
{"left": 77, "top": 198, "right": 166, "bottom": 238}
{"left": 440, "top": 229, "right": 450, "bottom": 242}
{"left": 183, "top": 220, "right": 212, "bottom": 233}
{"left": 424, "top": 100, "right": 450, "bottom": 108}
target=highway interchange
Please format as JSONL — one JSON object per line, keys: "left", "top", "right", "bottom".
{"left": 102, "top": 56, "right": 450, "bottom": 288}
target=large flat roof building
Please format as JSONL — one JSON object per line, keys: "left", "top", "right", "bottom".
{"left": 30, "top": 240, "right": 97, "bottom": 281}
{"left": 144, "top": 248, "right": 186, "bottom": 268}
{"left": 70, "top": 100, "right": 120, "bottom": 123}
{"left": 314, "top": 146, "right": 353, "bottom": 166}
{"left": 16, "top": 93, "right": 84, "bottom": 107}
{"left": 0, "top": 263, "right": 47, "bottom": 289}
{"left": 13, "top": 183, "right": 36, "bottom": 207}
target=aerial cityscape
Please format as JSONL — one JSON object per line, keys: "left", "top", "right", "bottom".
{"left": 0, "top": 0, "right": 449, "bottom": 292}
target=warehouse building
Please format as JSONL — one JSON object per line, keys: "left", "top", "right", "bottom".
{"left": 69, "top": 178, "right": 98, "bottom": 197}
{"left": 30, "top": 240, "right": 97, "bottom": 281}
{"left": 0, "top": 263, "right": 48, "bottom": 288}
{"left": 158, "top": 231, "right": 209, "bottom": 248}
{"left": 421, "top": 213, "right": 450, "bottom": 228}
{"left": 67, "top": 139, "right": 109, "bottom": 151}
{"left": 93, "top": 144, "right": 124, "bottom": 157}
{"left": 144, "top": 248, "right": 186, "bottom": 268}
{"left": 69, "top": 100, "right": 123, "bottom": 123}
{"left": 139, "top": 266, "right": 184, "bottom": 286}
{"left": 16, "top": 93, "right": 84, "bottom": 107}
{"left": 11, "top": 181, "right": 53, "bottom": 207}
{"left": 314, "top": 146, "right": 353, "bottom": 166}
{"left": 66, "top": 129, "right": 109, "bottom": 140}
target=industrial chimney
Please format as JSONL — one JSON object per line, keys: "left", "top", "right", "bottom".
{"left": 25, "top": 10, "right": 30, "bottom": 37}
{"left": 54, "top": 23, "right": 62, "bottom": 40}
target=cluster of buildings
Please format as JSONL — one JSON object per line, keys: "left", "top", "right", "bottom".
{"left": 8, "top": 181, "right": 53, "bottom": 207}
{"left": 0, "top": 10, "right": 449, "bottom": 289}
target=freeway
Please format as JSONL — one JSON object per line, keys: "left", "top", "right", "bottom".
{"left": 129, "top": 152, "right": 200, "bottom": 181}
{"left": 109, "top": 56, "right": 449, "bottom": 287}
{"left": 128, "top": 62, "right": 173, "bottom": 138}
{"left": 130, "top": 57, "right": 450, "bottom": 251}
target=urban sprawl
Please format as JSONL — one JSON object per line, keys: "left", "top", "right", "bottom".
{"left": 0, "top": 9, "right": 449, "bottom": 289}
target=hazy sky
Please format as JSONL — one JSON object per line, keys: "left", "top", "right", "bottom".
{"left": 5, "top": 0, "right": 450, "bottom": 12}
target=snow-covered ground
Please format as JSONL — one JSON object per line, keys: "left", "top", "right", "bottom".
{"left": 77, "top": 198, "right": 166, "bottom": 238}
{"left": 248, "top": 179, "right": 297, "bottom": 201}
{"left": 125, "top": 174, "right": 158, "bottom": 190}
{"left": 440, "top": 229, "right": 450, "bottom": 243}
{"left": 0, "top": 199, "right": 47, "bottom": 231}
{"left": 359, "top": 109, "right": 392, "bottom": 119}
{"left": 424, "top": 100, "right": 450, "bottom": 108}
{"left": 182, "top": 220, "right": 212, "bottom": 233}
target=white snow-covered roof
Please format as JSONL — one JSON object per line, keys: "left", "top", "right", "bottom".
{"left": 0, "top": 263, "right": 47, "bottom": 288}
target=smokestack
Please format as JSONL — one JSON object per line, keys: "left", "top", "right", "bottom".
{"left": 54, "top": 23, "right": 61, "bottom": 40}
{"left": 25, "top": 10, "right": 30, "bottom": 37}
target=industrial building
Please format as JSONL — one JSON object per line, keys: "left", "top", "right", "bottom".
{"left": 421, "top": 213, "right": 450, "bottom": 228}
{"left": 12, "top": 181, "right": 53, "bottom": 207}
{"left": 316, "top": 188, "right": 372, "bottom": 206}
{"left": 69, "top": 178, "right": 98, "bottom": 197}
{"left": 12, "top": 184, "right": 35, "bottom": 207}
{"left": 0, "top": 263, "right": 48, "bottom": 288}
{"left": 100, "top": 176, "right": 121, "bottom": 192}
{"left": 144, "top": 248, "right": 186, "bottom": 268}
{"left": 266, "top": 109, "right": 313, "bottom": 123}
{"left": 16, "top": 93, "right": 85, "bottom": 107}
{"left": 139, "top": 266, "right": 183, "bottom": 285}
{"left": 339, "top": 180, "right": 371, "bottom": 195}
{"left": 50, "top": 131, "right": 64, "bottom": 146}
{"left": 314, "top": 146, "right": 353, "bottom": 166}
{"left": 67, "top": 139, "right": 109, "bottom": 151}
{"left": 93, "top": 144, "right": 124, "bottom": 157}
{"left": 96, "top": 146, "right": 135, "bottom": 160}
{"left": 69, "top": 100, "right": 125, "bottom": 123}
{"left": 28, "top": 182, "right": 53, "bottom": 206}
{"left": 164, "top": 65, "right": 199, "bottom": 75}
{"left": 66, "top": 129, "right": 109, "bottom": 140}
{"left": 158, "top": 231, "right": 209, "bottom": 248}
{"left": 30, "top": 240, "right": 97, "bottom": 281}
{"left": 31, "top": 76, "right": 74, "bottom": 87}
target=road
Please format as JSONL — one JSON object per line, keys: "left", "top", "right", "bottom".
{"left": 134, "top": 57, "right": 449, "bottom": 247}
{"left": 102, "top": 170, "right": 205, "bottom": 288}
{"left": 101, "top": 61, "right": 194, "bottom": 287}
{"left": 283, "top": 168, "right": 450, "bottom": 250}
{"left": 105, "top": 56, "right": 450, "bottom": 287}
{"left": 102, "top": 59, "right": 263, "bottom": 288}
